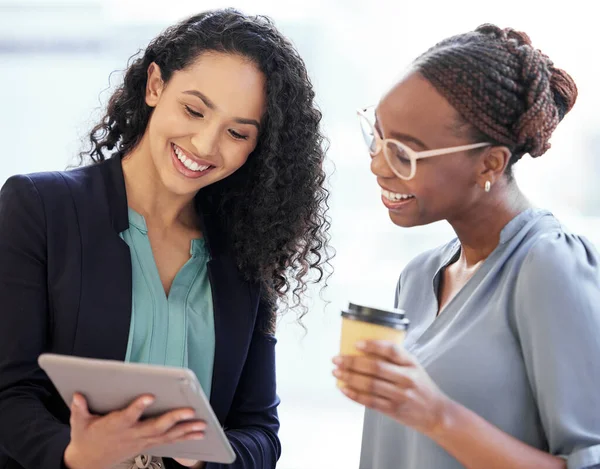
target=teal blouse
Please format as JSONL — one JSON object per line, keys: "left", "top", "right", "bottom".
{"left": 119, "top": 208, "right": 215, "bottom": 397}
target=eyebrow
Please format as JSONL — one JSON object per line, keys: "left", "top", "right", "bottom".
{"left": 374, "top": 120, "right": 428, "bottom": 150}
{"left": 183, "top": 90, "right": 261, "bottom": 130}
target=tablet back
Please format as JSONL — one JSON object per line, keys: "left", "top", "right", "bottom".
{"left": 38, "top": 353, "right": 236, "bottom": 463}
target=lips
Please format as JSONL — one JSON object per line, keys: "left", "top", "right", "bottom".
{"left": 381, "top": 188, "right": 415, "bottom": 202}
{"left": 172, "top": 143, "right": 214, "bottom": 172}
{"left": 380, "top": 187, "right": 415, "bottom": 211}
{"left": 170, "top": 143, "right": 215, "bottom": 179}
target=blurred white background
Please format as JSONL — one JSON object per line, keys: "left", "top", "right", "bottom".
{"left": 1, "top": 1, "right": 599, "bottom": 467}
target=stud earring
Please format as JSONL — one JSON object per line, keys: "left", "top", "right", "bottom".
{"left": 484, "top": 180, "right": 491, "bottom": 193}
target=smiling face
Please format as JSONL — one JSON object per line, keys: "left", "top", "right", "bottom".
{"left": 370, "top": 72, "right": 505, "bottom": 228}
{"left": 141, "top": 51, "right": 267, "bottom": 197}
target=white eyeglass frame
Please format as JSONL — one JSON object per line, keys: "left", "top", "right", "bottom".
{"left": 357, "top": 106, "right": 491, "bottom": 180}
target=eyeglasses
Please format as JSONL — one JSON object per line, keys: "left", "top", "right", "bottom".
{"left": 357, "top": 106, "right": 491, "bottom": 180}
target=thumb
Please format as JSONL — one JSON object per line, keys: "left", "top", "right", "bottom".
{"left": 69, "top": 393, "right": 92, "bottom": 431}
{"left": 174, "top": 458, "right": 201, "bottom": 467}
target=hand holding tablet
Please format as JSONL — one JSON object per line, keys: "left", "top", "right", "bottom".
{"left": 38, "top": 354, "right": 236, "bottom": 466}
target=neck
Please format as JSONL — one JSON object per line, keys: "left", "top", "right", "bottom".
{"left": 448, "top": 180, "right": 531, "bottom": 268}
{"left": 121, "top": 142, "right": 198, "bottom": 230}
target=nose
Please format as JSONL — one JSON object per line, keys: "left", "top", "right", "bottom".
{"left": 370, "top": 149, "right": 395, "bottom": 179}
{"left": 190, "top": 121, "right": 220, "bottom": 160}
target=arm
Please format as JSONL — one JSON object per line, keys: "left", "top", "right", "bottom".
{"left": 0, "top": 175, "right": 71, "bottom": 468}
{"left": 508, "top": 233, "right": 600, "bottom": 469}
{"left": 337, "top": 232, "right": 600, "bottom": 469}
{"left": 338, "top": 339, "right": 568, "bottom": 469}
{"left": 168, "top": 298, "right": 281, "bottom": 469}
{"left": 427, "top": 398, "right": 567, "bottom": 469}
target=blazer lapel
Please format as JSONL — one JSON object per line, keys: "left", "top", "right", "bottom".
{"left": 72, "top": 155, "right": 132, "bottom": 361}
{"left": 195, "top": 194, "right": 259, "bottom": 423}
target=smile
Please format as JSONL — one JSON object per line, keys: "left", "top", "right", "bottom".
{"left": 381, "top": 189, "right": 415, "bottom": 202}
{"left": 171, "top": 143, "right": 214, "bottom": 172}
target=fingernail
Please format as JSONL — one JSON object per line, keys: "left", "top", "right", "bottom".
{"left": 332, "top": 369, "right": 342, "bottom": 378}
{"left": 182, "top": 411, "right": 195, "bottom": 420}
{"left": 355, "top": 341, "right": 366, "bottom": 350}
{"left": 142, "top": 397, "right": 154, "bottom": 406}
{"left": 332, "top": 357, "right": 342, "bottom": 365}
{"left": 193, "top": 423, "right": 206, "bottom": 431}
{"left": 193, "top": 434, "right": 205, "bottom": 440}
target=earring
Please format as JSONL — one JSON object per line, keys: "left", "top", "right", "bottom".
{"left": 484, "top": 180, "right": 491, "bottom": 193}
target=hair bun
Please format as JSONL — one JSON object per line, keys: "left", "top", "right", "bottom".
{"left": 475, "top": 24, "right": 577, "bottom": 158}
{"left": 475, "top": 24, "right": 532, "bottom": 47}
{"left": 549, "top": 66, "right": 578, "bottom": 120}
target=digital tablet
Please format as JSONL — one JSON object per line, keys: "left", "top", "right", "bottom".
{"left": 38, "top": 353, "right": 236, "bottom": 463}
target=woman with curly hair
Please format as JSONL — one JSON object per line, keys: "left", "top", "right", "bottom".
{"left": 0, "top": 9, "right": 329, "bottom": 469}
{"left": 333, "top": 25, "right": 600, "bottom": 469}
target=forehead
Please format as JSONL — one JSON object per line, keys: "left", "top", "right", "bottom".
{"left": 169, "top": 52, "right": 266, "bottom": 118}
{"left": 376, "top": 72, "right": 460, "bottom": 143}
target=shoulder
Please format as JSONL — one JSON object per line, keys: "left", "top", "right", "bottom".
{"left": 519, "top": 226, "right": 600, "bottom": 287}
{"left": 1, "top": 162, "right": 114, "bottom": 234}
{"left": 5, "top": 160, "right": 113, "bottom": 208}
{"left": 2, "top": 163, "right": 104, "bottom": 202}
{"left": 511, "top": 219, "right": 600, "bottom": 325}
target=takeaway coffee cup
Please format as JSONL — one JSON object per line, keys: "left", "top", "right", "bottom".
{"left": 337, "top": 302, "right": 409, "bottom": 388}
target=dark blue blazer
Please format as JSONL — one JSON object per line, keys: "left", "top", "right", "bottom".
{"left": 0, "top": 156, "right": 280, "bottom": 469}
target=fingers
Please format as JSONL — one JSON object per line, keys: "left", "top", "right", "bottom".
{"left": 339, "top": 385, "right": 396, "bottom": 413}
{"left": 174, "top": 458, "right": 202, "bottom": 467}
{"left": 355, "top": 340, "right": 415, "bottom": 367}
{"left": 333, "top": 354, "right": 415, "bottom": 387}
{"left": 136, "top": 408, "right": 203, "bottom": 438}
{"left": 333, "top": 365, "right": 409, "bottom": 401}
{"left": 118, "top": 394, "right": 156, "bottom": 425}
{"left": 143, "top": 420, "right": 206, "bottom": 448}
{"left": 69, "top": 393, "right": 92, "bottom": 432}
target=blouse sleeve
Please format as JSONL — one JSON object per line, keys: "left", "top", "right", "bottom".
{"left": 513, "top": 230, "right": 600, "bottom": 469}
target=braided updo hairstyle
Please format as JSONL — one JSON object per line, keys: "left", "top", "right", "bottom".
{"left": 413, "top": 24, "right": 578, "bottom": 175}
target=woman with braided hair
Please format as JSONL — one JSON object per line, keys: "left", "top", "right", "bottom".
{"left": 333, "top": 24, "right": 600, "bottom": 469}
{"left": 0, "top": 8, "right": 331, "bottom": 469}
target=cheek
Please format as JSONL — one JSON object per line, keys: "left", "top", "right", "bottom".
{"left": 415, "top": 165, "right": 471, "bottom": 208}
{"left": 221, "top": 143, "right": 253, "bottom": 172}
{"left": 150, "top": 104, "right": 192, "bottom": 141}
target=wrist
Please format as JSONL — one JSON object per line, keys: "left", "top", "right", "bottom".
{"left": 426, "top": 396, "right": 461, "bottom": 441}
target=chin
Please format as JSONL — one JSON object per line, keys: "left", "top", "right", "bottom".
{"left": 388, "top": 211, "right": 424, "bottom": 228}
{"left": 160, "top": 170, "right": 204, "bottom": 197}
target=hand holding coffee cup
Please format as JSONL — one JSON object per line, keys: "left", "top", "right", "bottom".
{"left": 333, "top": 305, "right": 454, "bottom": 435}
{"left": 336, "top": 302, "right": 409, "bottom": 388}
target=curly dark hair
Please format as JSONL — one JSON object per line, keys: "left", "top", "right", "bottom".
{"left": 412, "top": 24, "right": 578, "bottom": 176}
{"left": 81, "top": 9, "right": 332, "bottom": 327}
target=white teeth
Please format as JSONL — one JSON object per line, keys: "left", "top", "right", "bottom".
{"left": 381, "top": 189, "right": 415, "bottom": 202}
{"left": 173, "top": 145, "right": 211, "bottom": 173}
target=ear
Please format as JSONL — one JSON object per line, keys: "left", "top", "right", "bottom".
{"left": 477, "top": 146, "right": 512, "bottom": 190}
{"left": 145, "top": 62, "right": 164, "bottom": 108}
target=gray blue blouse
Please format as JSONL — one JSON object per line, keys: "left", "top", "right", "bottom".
{"left": 119, "top": 208, "right": 215, "bottom": 397}
{"left": 360, "top": 209, "right": 600, "bottom": 469}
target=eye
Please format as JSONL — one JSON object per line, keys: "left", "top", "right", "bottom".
{"left": 388, "top": 144, "right": 411, "bottom": 164}
{"left": 228, "top": 129, "right": 249, "bottom": 141}
{"left": 185, "top": 105, "right": 204, "bottom": 118}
